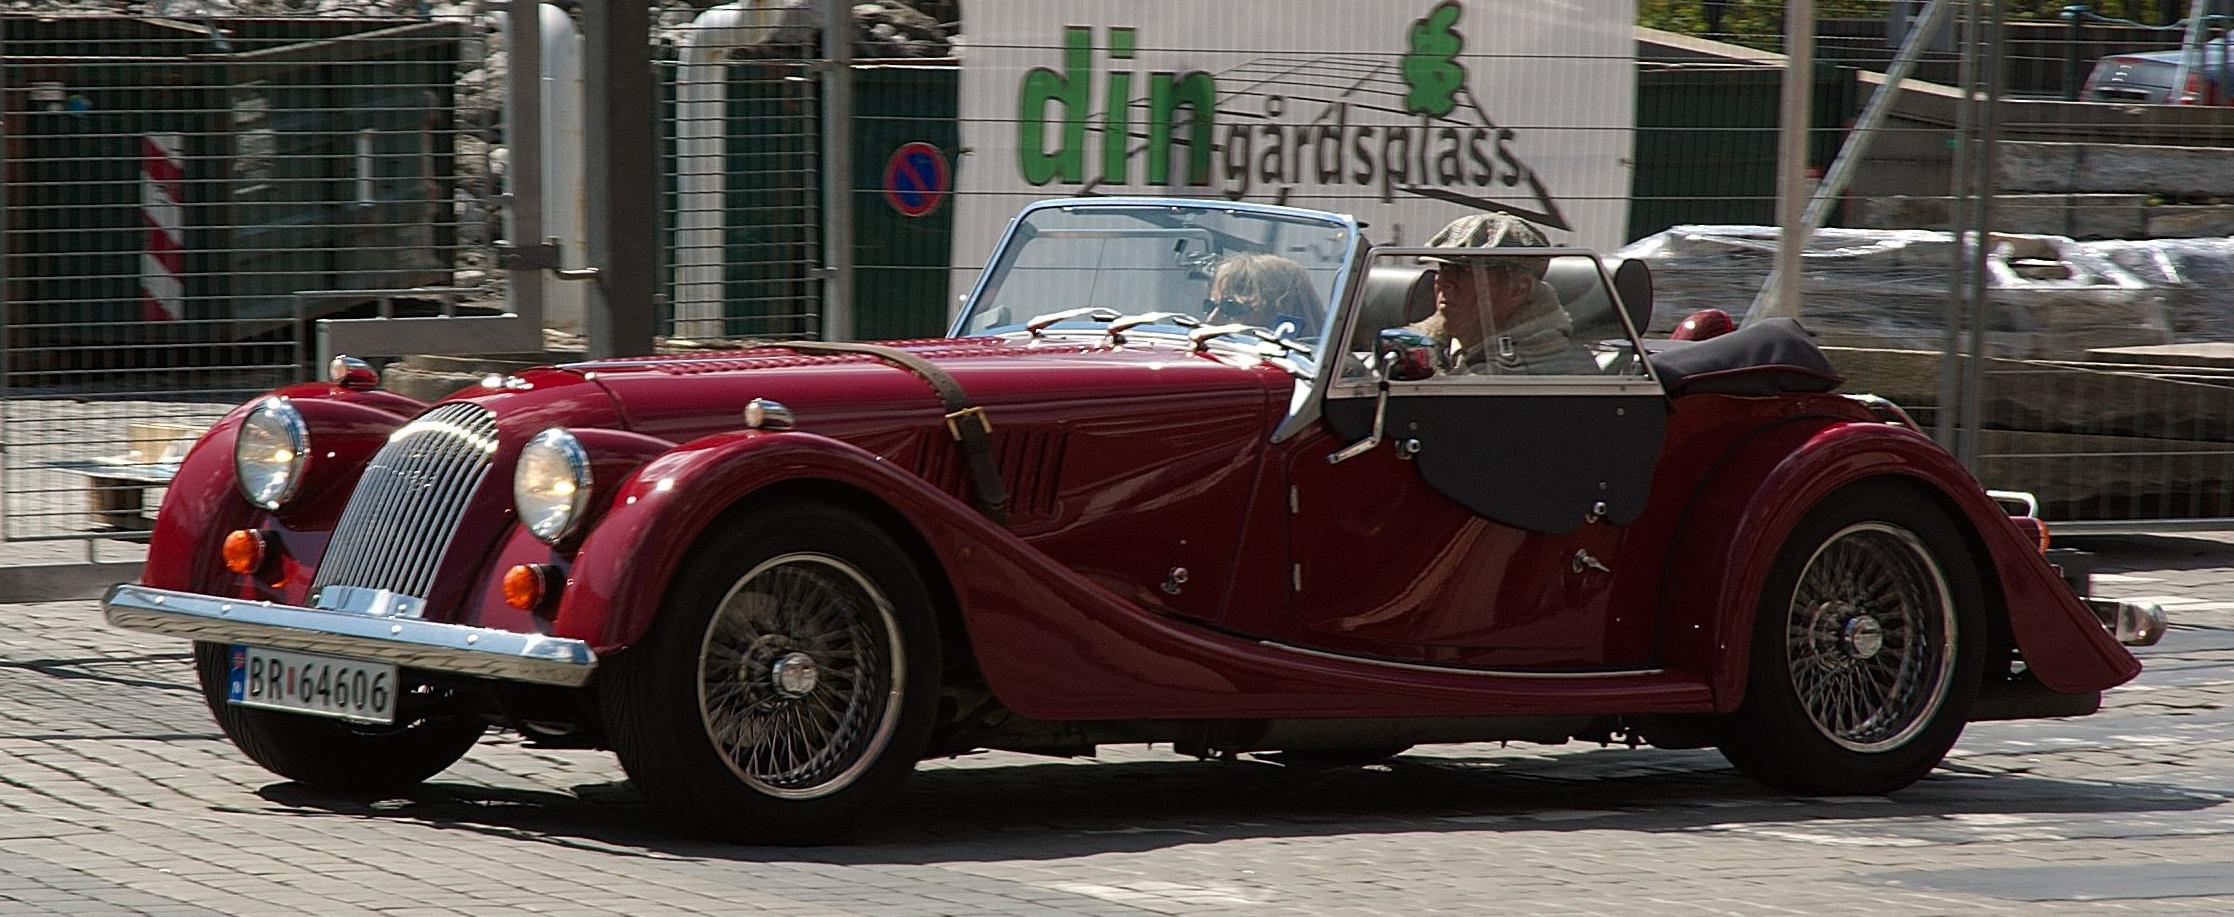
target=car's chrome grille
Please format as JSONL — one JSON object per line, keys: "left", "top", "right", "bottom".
{"left": 310, "top": 403, "right": 500, "bottom": 608}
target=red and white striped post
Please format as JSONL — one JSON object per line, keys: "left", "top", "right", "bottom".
{"left": 140, "top": 133, "right": 185, "bottom": 322}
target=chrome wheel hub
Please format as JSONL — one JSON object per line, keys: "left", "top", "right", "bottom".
{"left": 770, "top": 651, "right": 820, "bottom": 697}
{"left": 1785, "top": 522, "right": 1957, "bottom": 753}
{"left": 1840, "top": 615, "right": 1885, "bottom": 660}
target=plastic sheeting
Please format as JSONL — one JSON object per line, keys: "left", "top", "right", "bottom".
{"left": 1616, "top": 225, "right": 2234, "bottom": 360}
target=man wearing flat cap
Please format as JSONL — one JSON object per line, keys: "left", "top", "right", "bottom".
{"left": 1408, "top": 212, "right": 1598, "bottom": 376}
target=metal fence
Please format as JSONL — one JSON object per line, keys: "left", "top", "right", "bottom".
{"left": 659, "top": 27, "right": 824, "bottom": 342}
{"left": 10, "top": 0, "right": 2234, "bottom": 543}
{"left": 1623, "top": 0, "right": 2234, "bottom": 531}
{"left": 1, "top": 11, "right": 488, "bottom": 542}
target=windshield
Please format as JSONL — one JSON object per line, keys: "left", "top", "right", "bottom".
{"left": 955, "top": 203, "right": 1355, "bottom": 355}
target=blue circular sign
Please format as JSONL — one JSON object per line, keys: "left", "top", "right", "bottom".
{"left": 883, "top": 142, "right": 950, "bottom": 218}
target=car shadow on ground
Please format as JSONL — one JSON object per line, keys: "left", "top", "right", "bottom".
{"left": 250, "top": 745, "right": 2227, "bottom": 863}
{"left": 2064, "top": 533, "right": 2234, "bottom": 574}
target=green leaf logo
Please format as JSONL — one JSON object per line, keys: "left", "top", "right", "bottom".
{"left": 1402, "top": 1, "right": 1466, "bottom": 117}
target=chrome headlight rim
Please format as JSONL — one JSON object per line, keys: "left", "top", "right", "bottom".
{"left": 516, "top": 427, "right": 592, "bottom": 544}
{"left": 233, "top": 397, "right": 310, "bottom": 511}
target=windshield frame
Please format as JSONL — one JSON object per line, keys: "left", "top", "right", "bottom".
{"left": 1271, "top": 244, "right": 1664, "bottom": 442}
{"left": 950, "top": 197, "right": 1363, "bottom": 352}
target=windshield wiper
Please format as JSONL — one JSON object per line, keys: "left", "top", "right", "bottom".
{"left": 1106, "top": 311, "right": 1201, "bottom": 344}
{"left": 1187, "top": 323, "right": 1316, "bottom": 358}
{"left": 1024, "top": 307, "right": 1122, "bottom": 337}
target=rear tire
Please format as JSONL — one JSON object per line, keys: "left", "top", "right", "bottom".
{"left": 192, "top": 642, "right": 483, "bottom": 794}
{"left": 600, "top": 503, "right": 942, "bottom": 845}
{"left": 1716, "top": 482, "right": 1986, "bottom": 795}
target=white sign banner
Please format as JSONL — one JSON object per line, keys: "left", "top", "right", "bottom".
{"left": 951, "top": 0, "right": 1636, "bottom": 303}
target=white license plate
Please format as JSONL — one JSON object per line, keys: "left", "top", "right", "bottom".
{"left": 227, "top": 646, "right": 397, "bottom": 725}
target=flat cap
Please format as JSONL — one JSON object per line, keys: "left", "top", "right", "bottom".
{"left": 1421, "top": 212, "right": 1551, "bottom": 277}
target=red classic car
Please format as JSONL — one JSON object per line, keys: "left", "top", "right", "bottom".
{"left": 105, "top": 199, "right": 2165, "bottom": 844}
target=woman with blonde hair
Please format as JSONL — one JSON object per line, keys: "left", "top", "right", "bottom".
{"left": 1204, "top": 253, "right": 1324, "bottom": 336}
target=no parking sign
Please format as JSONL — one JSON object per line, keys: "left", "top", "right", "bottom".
{"left": 882, "top": 141, "right": 950, "bottom": 218}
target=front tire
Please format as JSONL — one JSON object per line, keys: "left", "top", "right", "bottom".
{"left": 1716, "top": 482, "right": 1986, "bottom": 795}
{"left": 192, "top": 642, "right": 484, "bottom": 794}
{"left": 600, "top": 503, "right": 942, "bottom": 845}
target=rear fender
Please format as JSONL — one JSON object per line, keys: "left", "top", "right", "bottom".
{"left": 1662, "top": 418, "right": 2141, "bottom": 710}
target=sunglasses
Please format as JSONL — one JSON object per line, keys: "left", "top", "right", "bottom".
{"left": 1204, "top": 297, "right": 1257, "bottom": 319}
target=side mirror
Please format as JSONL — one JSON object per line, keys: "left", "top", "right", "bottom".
{"left": 1329, "top": 329, "right": 1438, "bottom": 466}
{"left": 1378, "top": 328, "right": 1440, "bottom": 382}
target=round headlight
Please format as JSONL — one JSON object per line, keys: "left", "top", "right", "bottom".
{"left": 234, "top": 397, "right": 309, "bottom": 510}
{"left": 515, "top": 428, "right": 591, "bottom": 543}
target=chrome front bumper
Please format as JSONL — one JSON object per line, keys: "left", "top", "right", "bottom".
{"left": 102, "top": 584, "right": 598, "bottom": 687}
{"left": 2086, "top": 597, "right": 2168, "bottom": 647}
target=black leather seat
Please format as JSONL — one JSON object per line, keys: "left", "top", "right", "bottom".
{"left": 1544, "top": 257, "right": 1654, "bottom": 339}
{"left": 1351, "top": 263, "right": 1438, "bottom": 350}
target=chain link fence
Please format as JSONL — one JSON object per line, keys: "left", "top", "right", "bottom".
{"left": 10, "top": 0, "right": 2234, "bottom": 541}
{"left": 1, "top": 10, "right": 493, "bottom": 541}
{"left": 1626, "top": 0, "right": 2234, "bottom": 530}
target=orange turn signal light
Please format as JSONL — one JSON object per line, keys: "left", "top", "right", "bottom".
{"left": 503, "top": 564, "right": 557, "bottom": 611}
{"left": 2010, "top": 516, "right": 2051, "bottom": 554}
{"left": 222, "top": 529, "right": 270, "bottom": 575}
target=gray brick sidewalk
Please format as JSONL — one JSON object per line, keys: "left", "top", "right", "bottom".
{"left": 0, "top": 533, "right": 2227, "bottom": 915}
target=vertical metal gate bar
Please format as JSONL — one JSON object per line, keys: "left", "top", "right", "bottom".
{"left": 1936, "top": 0, "right": 1981, "bottom": 451}
{"left": 507, "top": 0, "right": 549, "bottom": 360}
{"left": 1760, "top": 0, "right": 1813, "bottom": 323}
{"left": 1957, "top": 0, "right": 2006, "bottom": 469}
{"left": 0, "top": 14, "right": 11, "bottom": 543}
{"left": 820, "top": 0, "right": 856, "bottom": 342}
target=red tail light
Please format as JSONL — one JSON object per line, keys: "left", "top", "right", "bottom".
{"left": 2177, "top": 71, "right": 2208, "bottom": 105}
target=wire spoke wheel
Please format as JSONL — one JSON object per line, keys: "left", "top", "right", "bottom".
{"left": 697, "top": 553, "right": 906, "bottom": 800}
{"left": 1784, "top": 522, "right": 1957, "bottom": 753}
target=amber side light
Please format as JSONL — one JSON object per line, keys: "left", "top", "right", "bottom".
{"left": 222, "top": 529, "right": 269, "bottom": 575}
{"left": 504, "top": 564, "right": 556, "bottom": 611}
{"left": 2010, "top": 516, "right": 2051, "bottom": 554}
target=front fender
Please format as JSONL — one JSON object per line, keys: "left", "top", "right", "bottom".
{"left": 552, "top": 430, "right": 959, "bottom": 651}
{"left": 143, "top": 387, "right": 425, "bottom": 596}
{"left": 554, "top": 430, "right": 1237, "bottom": 718}
{"left": 1663, "top": 417, "right": 2140, "bottom": 710}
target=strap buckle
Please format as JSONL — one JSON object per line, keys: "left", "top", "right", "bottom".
{"left": 944, "top": 405, "right": 993, "bottom": 441}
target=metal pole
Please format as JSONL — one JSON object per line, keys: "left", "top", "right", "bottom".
{"left": 1, "top": 22, "right": 16, "bottom": 543}
{"left": 1957, "top": 0, "right": 2006, "bottom": 468}
{"left": 2061, "top": 4, "right": 2088, "bottom": 101}
{"left": 1935, "top": 0, "right": 1980, "bottom": 449}
{"left": 504, "top": 0, "right": 548, "bottom": 353}
{"left": 582, "top": 0, "right": 657, "bottom": 357}
{"left": 1746, "top": 0, "right": 1814, "bottom": 324}
{"left": 820, "top": 0, "right": 856, "bottom": 341}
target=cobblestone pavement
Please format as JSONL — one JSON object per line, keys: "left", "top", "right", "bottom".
{"left": 0, "top": 534, "right": 2227, "bottom": 916}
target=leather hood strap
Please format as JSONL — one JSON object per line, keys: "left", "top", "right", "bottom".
{"left": 761, "top": 341, "right": 1010, "bottom": 525}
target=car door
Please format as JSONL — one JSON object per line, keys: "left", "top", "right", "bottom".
{"left": 1273, "top": 252, "right": 1668, "bottom": 671}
